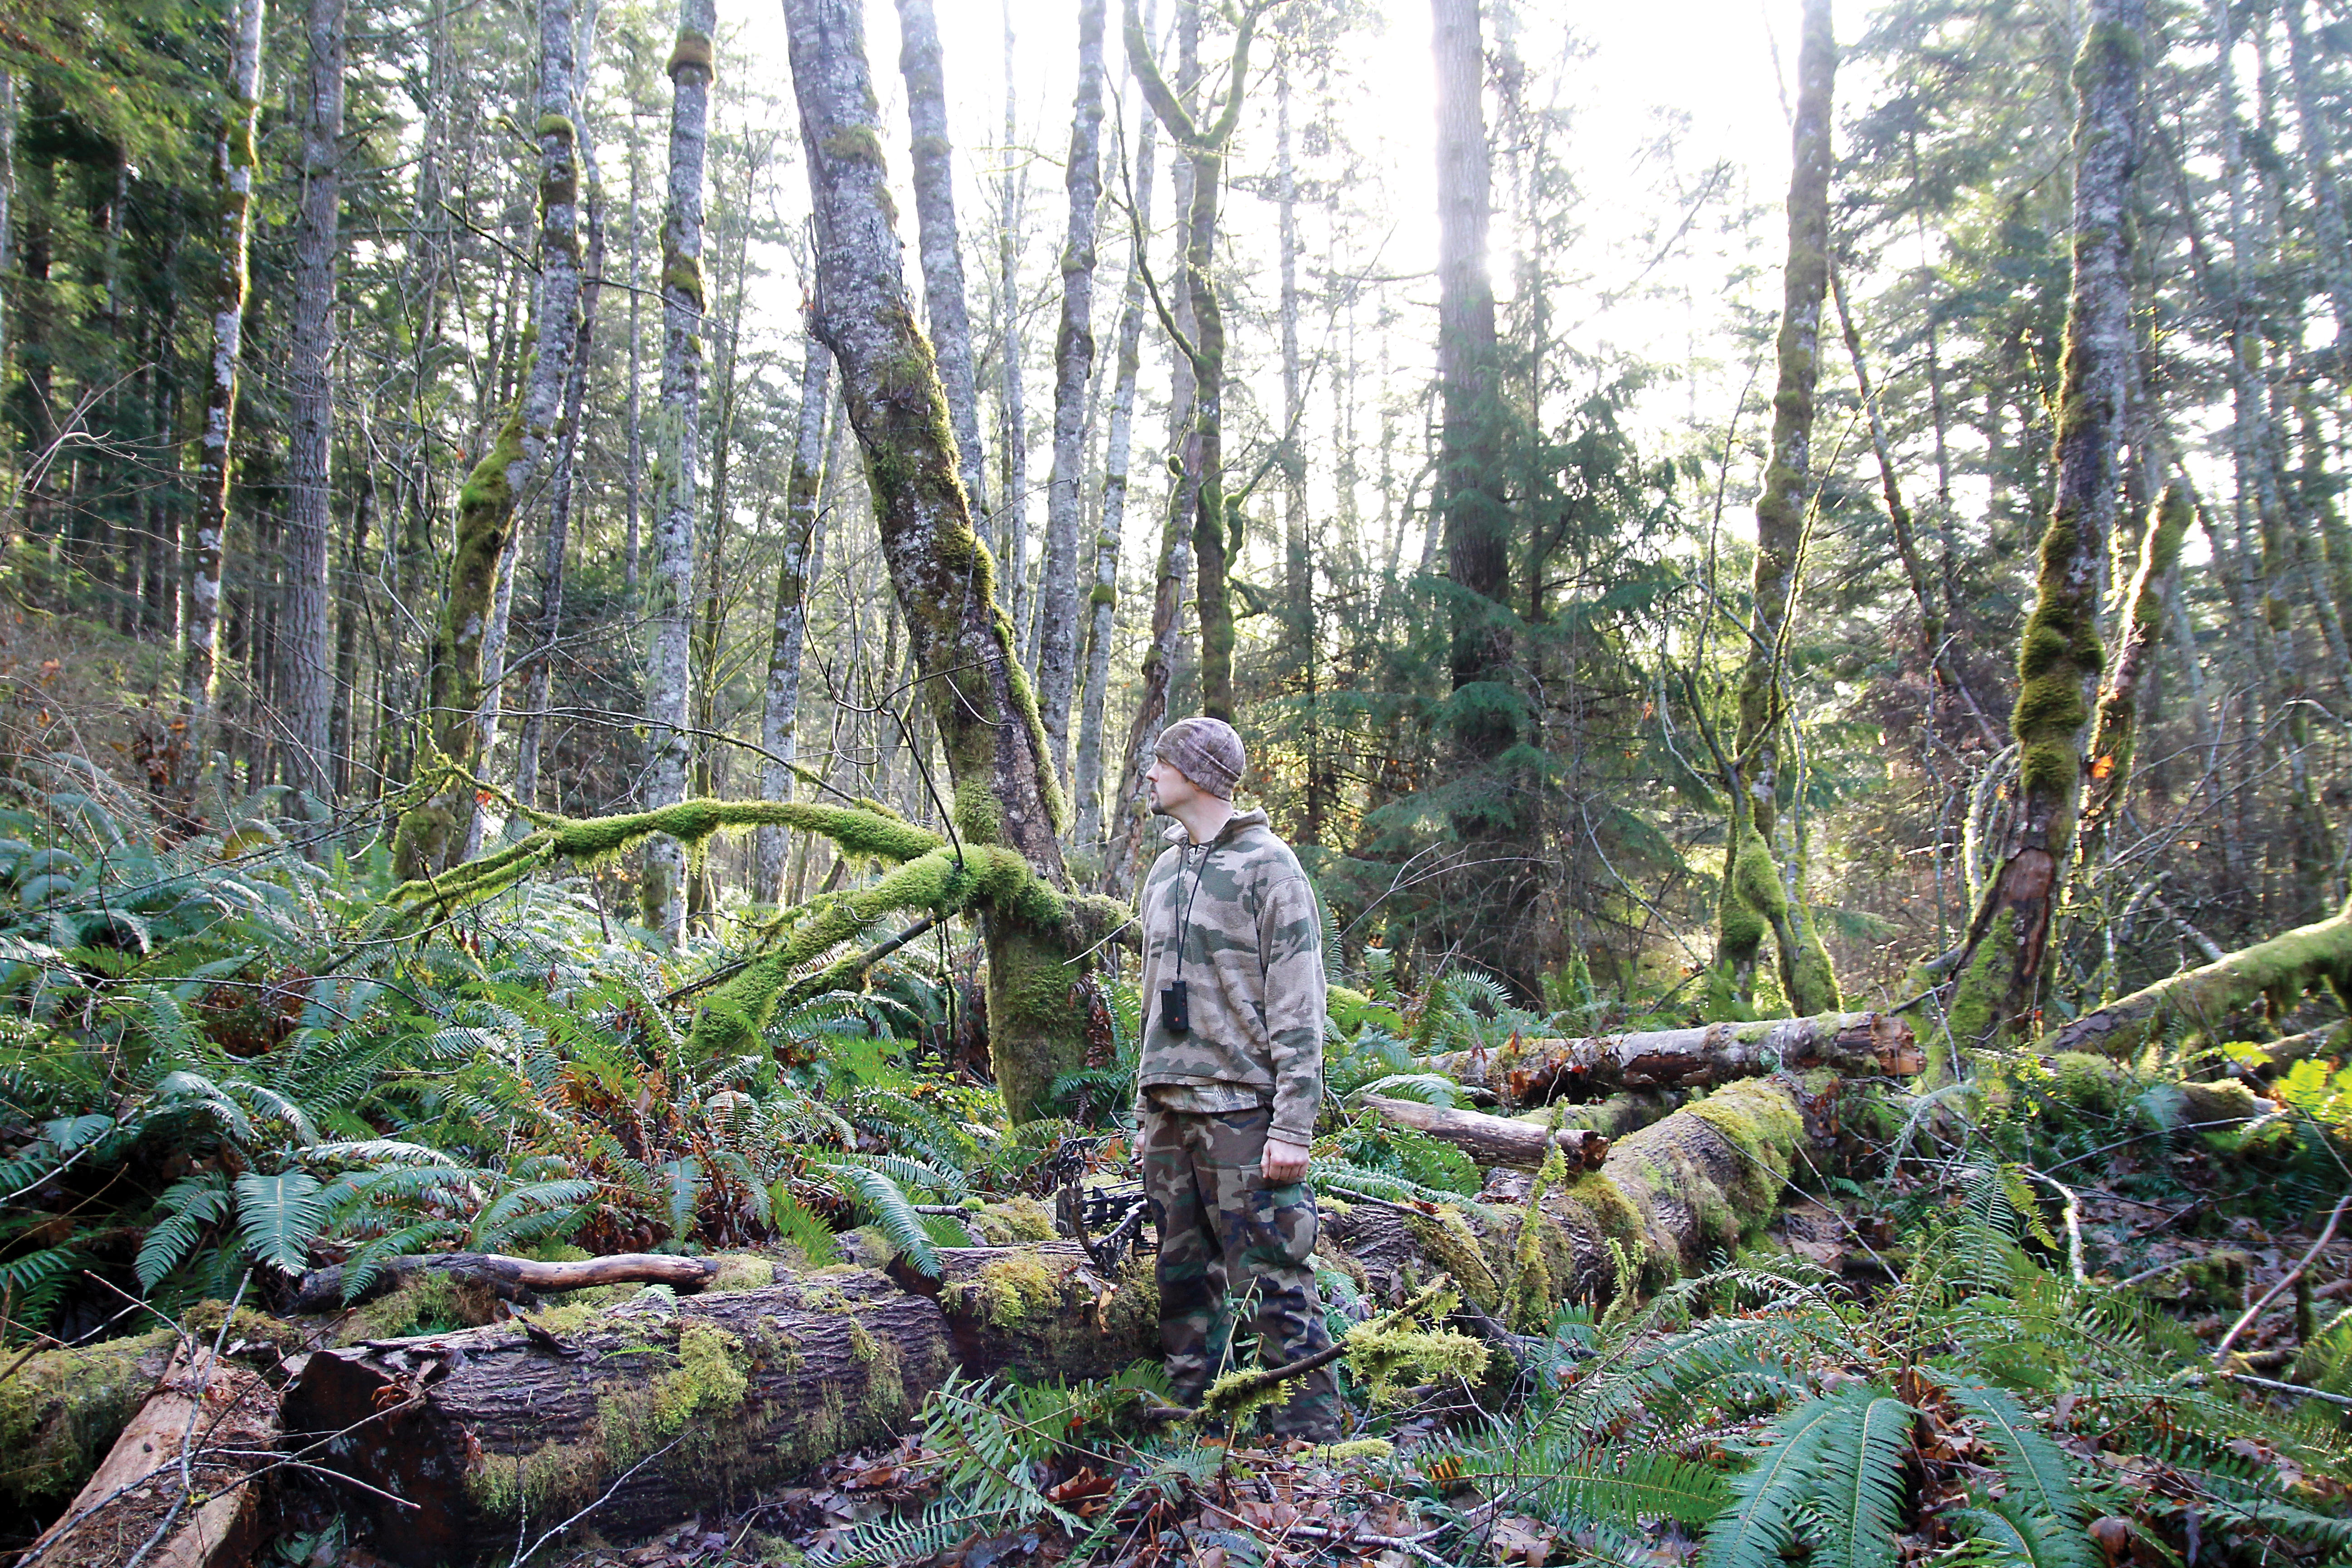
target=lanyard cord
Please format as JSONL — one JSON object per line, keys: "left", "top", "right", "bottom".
{"left": 1172, "top": 838, "right": 1213, "bottom": 984}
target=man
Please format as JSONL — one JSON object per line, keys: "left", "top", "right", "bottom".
{"left": 1134, "top": 715, "right": 1338, "bottom": 1441}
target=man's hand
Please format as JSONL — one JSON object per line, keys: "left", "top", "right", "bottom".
{"left": 1261, "top": 1136, "right": 1310, "bottom": 1185}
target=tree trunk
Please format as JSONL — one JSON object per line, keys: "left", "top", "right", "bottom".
{"left": 516, "top": 3, "right": 606, "bottom": 814}
{"left": 2078, "top": 484, "right": 2190, "bottom": 867}
{"left": 392, "top": 0, "right": 588, "bottom": 877}
{"left": 625, "top": 133, "right": 644, "bottom": 595}
{"left": 2040, "top": 896, "right": 2352, "bottom": 1058}
{"left": 281, "top": 0, "right": 343, "bottom": 822}
{"left": 1127, "top": 0, "right": 1258, "bottom": 724}
{"left": 998, "top": 5, "right": 1035, "bottom": 672}
{"left": 183, "top": 0, "right": 265, "bottom": 786}
{"left": 1276, "top": 59, "right": 1321, "bottom": 843}
{"left": 892, "top": 0, "right": 990, "bottom": 524}
{"left": 1033, "top": 0, "right": 1107, "bottom": 786}
{"left": 1716, "top": 0, "right": 1839, "bottom": 1015}
{"left": 1358, "top": 1093, "right": 1612, "bottom": 1171}
{"left": 283, "top": 1270, "right": 952, "bottom": 1568}
{"left": 2279, "top": 0, "right": 2352, "bottom": 344}
{"left": 887, "top": 1240, "right": 1158, "bottom": 1382}
{"left": 640, "top": 0, "right": 715, "bottom": 944}
{"left": 785, "top": 0, "right": 1109, "bottom": 1121}
{"left": 755, "top": 337, "right": 833, "bottom": 904}
{"left": 1940, "top": 0, "right": 2146, "bottom": 1055}
{"left": 1420, "top": 1011, "right": 1920, "bottom": 1105}
{"left": 26, "top": 1345, "right": 275, "bottom": 1568}
{"left": 1072, "top": 103, "right": 1156, "bottom": 853}
{"left": 329, "top": 469, "right": 370, "bottom": 798}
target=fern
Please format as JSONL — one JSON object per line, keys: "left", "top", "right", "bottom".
{"left": 1937, "top": 1380, "right": 2087, "bottom": 1529}
{"left": 234, "top": 1169, "right": 329, "bottom": 1275}
{"left": 1699, "top": 1388, "right": 1854, "bottom": 1568}
{"left": 1946, "top": 1501, "right": 2089, "bottom": 1568}
{"left": 137, "top": 1171, "right": 230, "bottom": 1290}
{"left": 1815, "top": 1392, "right": 1916, "bottom": 1568}
{"left": 810, "top": 1499, "right": 1022, "bottom": 1567}
{"left": 817, "top": 1161, "right": 941, "bottom": 1278}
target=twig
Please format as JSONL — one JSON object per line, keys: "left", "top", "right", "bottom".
{"left": 117, "top": 1272, "right": 249, "bottom": 1568}
{"left": 2220, "top": 1370, "right": 2352, "bottom": 1407}
{"left": 2215, "top": 1191, "right": 2352, "bottom": 1367}
{"left": 510, "top": 1436, "right": 684, "bottom": 1566}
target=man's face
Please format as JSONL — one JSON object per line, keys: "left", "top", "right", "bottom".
{"left": 1145, "top": 755, "right": 1199, "bottom": 814}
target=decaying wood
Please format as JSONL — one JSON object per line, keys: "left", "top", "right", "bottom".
{"left": 1421, "top": 1011, "right": 1919, "bottom": 1105}
{"left": 1328, "top": 1076, "right": 1827, "bottom": 1315}
{"left": 2041, "top": 897, "right": 2352, "bottom": 1059}
{"left": 283, "top": 1268, "right": 950, "bottom": 1567}
{"left": 1357, "top": 1093, "right": 1609, "bottom": 1170}
{"left": 27, "top": 1343, "right": 277, "bottom": 1568}
{"left": 292, "top": 1250, "right": 719, "bottom": 1313}
{"left": 887, "top": 1240, "right": 1158, "bottom": 1382}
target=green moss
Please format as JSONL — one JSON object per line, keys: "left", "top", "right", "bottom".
{"left": 1942, "top": 907, "right": 2016, "bottom": 1068}
{"left": 970, "top": 1254, "right": 1059, "bottom": 1327}
{"left": 1558, "top": 1173, "right": 1649, "bottom": 1301}
{"left": 465, "top": 1436, "right": 603, "bottom": 1521}
{"left": 1338, "top": 1308, "right": 1489, "bottom": 1407}
{"left": 822, "top": 124, "right": 887, "bottom": 171}
{"left": 1400, "top": 1205, "right": 1502, "bottom": 1310}
{"left": 666, "top": 29, "right": 714, "bottom": 79}
{"left": 0, "top": 1329, "right": 174, "bottom": 1511}
{"left": 337, "top": 1271, "right": 471, "bottom": 1343}
{"left": 708, "top": 1255, "right": 776, "bottom": 1293}
{"left": 965, "top": 1196, "right": 1057, "bottom": 1245}
{"left": 456, "top": 417, "right": 525, "bottom": 519}
{"left": 662, "top": 256, "right": 706, "bottom": 312}
{"left": 1319, "top": 1437, "right": 1396, "bottom": 1461}
{"left": 535, "top": 112, "right": 576, "bottom": 142}
{"left": 1088, "top": 583, "right": 1116, "bottom": 607}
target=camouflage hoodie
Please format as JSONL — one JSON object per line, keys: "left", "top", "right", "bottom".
{"left": 1134, "top": 808, "right": 1327, "bottom": 1142}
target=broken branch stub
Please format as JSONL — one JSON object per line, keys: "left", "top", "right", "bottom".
{"left": 1357, "top": 1093, "right": 1609, "bottom": 1170}
{"left": 292, "top": 1250, "right": 720, "bottom": 1314}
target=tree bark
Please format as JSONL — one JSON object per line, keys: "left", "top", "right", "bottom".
{"left": 1127, "top": 0, "right": 1260, "bottom": 724}
{"left": 755, "top": 337, "right": 833, "bottom": 905}
{"left": 1033, "top": 0, "right": 1108, "bottom": 785}
{"left": 282, "top": 0, "right": 343, "bottom": 820}
{"left": 2078, "top": 484, "right": 2190, "bottom": 868}
{"left": 1420, "top": 1010, "right": 1921, "bottom": 1106}
{"left": 1358, "top": 1093, "right": 1611, "bottom": 1171}
{"left": 886, "top": 1240, "right": 1157, "bottom": 1382}
{"left": 1072, "top": 103, "right": 1155, "bottom": 853}
{"left": 393, "top": 0, "right": 588, "bottom": 877}
{"left": 26, "top": 1345, "right": 275, "bottom": 1568}
{"left": 183, "top": 0, "right": 265, "bottom": 786}
{"left": 284, "top": 1270, "right": 951, "bottom": 1567}
{"left": 785, "top": 0, "right": 1116, "bottom": 1120}
{"left": 640, "top": 0, "right": 715, "bottom": 944}
{"left": 2279, "top": 0, "right": 2352, "bottom": 345}
{"left": 2040, "top": 896, "right": 2352, "bottom": 1058}
{"left": 999, "top": 5, "right": 1036, "bottom": 672}
{"left": 892, "top": 0, "right": 991, "bottom": 524}
{"left": 516, "top": 1, "right": 607, "bottom": 814}
{"left": 1716, "top": 0, "right": 1839, "bottom": 1015}
{"left": 1941, "top": 0, "right": 2146, "bottom": 1054}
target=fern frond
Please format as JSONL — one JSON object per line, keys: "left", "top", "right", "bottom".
{"left": 1938, "top": 1379, "right": 2087, "bottom": 1529}
{"left": 233, "top": 1170, "right": 329, "bottom": 1275}
{"left": 1946, "top": 1502, "right": 2093, "bottom": 1568}
{"left": 1813, "top": 1392, "right": 1915, "bottom": 1568}
{"left": 817, "top": 1161, "right": 941, "bottom": 1278}
{"left": 1700, "top": 1391, "right": 1848, "bottom": 1568}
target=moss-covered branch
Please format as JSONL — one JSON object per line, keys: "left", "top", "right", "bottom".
{"left": 2039, "top": 896, "right": 2352, "bottom": 1058}
{"left": 389, "top": 797, "right": 944, "bottom": 916}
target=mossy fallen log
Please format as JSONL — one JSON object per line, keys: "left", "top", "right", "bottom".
{"left": 1358, "top": 1093, "right": 1611, "bottom": 1170}
{"left": 2041, "top": 898, "right": 2352, "bottom": 1058}
{"left": 0, "top": 1328, "right": 177, "bottom": 1534}
{"left": 26, "top": 1343, "right": 277, "bottom": 1568}
{"left": 886, "top": 1240, "right": 1159, "bottom": 1382}
{"left": 1327, "top": 1077, "right": 1821, "bottom": 1321}
{"left": 291, "top": 1250, "right": 720, "bottom": 1314}
{"left": 1421, "top": 1012, "right": 1919, "bottom": 1106}
{"left": 281, "top": 1268, "right": 951, "bottom": 1567}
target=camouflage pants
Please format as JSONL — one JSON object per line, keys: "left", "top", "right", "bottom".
{"left": 1140, "top": 1103, "right": 1339, "bottom": 1439}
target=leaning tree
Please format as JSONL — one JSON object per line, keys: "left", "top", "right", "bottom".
{"left": 385, "top": 0, "right": 1132, "bottom": 1125}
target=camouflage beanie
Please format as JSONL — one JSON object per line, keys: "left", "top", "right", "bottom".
{"left": 1155, "top": 716, "right": 1245, "bottom": 799}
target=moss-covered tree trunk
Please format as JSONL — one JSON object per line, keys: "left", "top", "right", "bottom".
{"left": 1940, "top": 0, "right": 2145, "bottom": 1059}
{"left": 640, "top": 0, "right": 713, "bottom": 943}
{"left": 892, "top": 0, "right": 990, "bottom": 526}
{"left": 755, "top": 334, "right": 831, "bottom": 906}
{"left": 393, "top": 0, "right": 587, "bottom": 877}
{"left": 1033, "top": 0, "right": 1107, "bottom": 784}
{"left": 1714, "top": 0, "right": 1840, "bottom": 1017}
{"left": 182, "top": 0, "right": 265, "bottom": 784}
{"left": 784, "top": 0, "right": 1107, "bottom": 1122}
{"left": 1127, "top": 0, "right": 1261, "bottom": 724}
{"left": 2042, "top": 894, "right": 2352, "bottom": 1058}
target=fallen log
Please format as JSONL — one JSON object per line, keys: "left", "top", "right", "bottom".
{"left": 292, "top": 1250, "right": 719, "bottom": 1313}
{"left": 1421, "top": 1011, "right": 1920, "bottom": 1105}
{"left": 1358, "top": 1093, "right": 1610, "bottom": 1170}
{"left": 0, "top": 1329, "right": 178, "bottom": 1529}
{"left": 1326, "top": 1075, "right": 1827, "bottom": 1318}
{"left": 25, "top": 1343, "right": 278, "bottom": 1568}
{"left": 886, "top": 1240, "right": 1159, "bottom": 1382}
{"left": 283, "top": 1264, "right": 953, "bottom": 1566}
{"left": 2043, "top": 897, "right": 2352, "bottom": 1058}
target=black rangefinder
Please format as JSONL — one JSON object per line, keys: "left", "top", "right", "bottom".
{"left": 1160, "top": 979, "right": 1190, "bottom": 1034}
